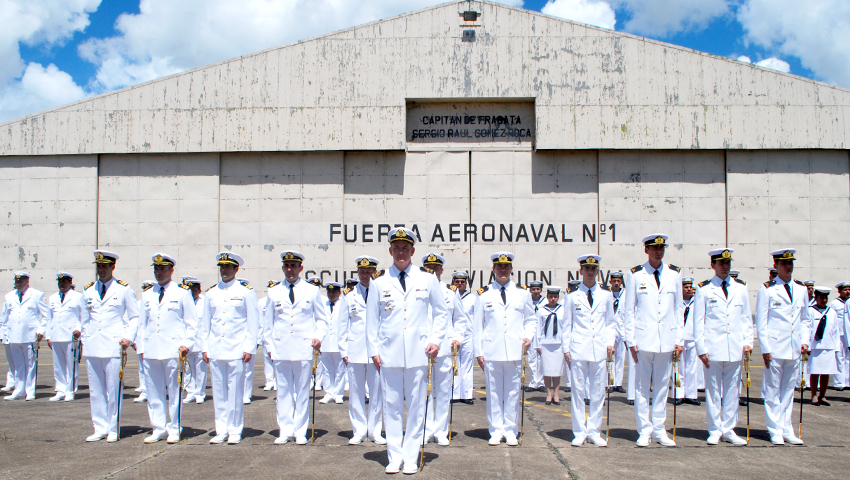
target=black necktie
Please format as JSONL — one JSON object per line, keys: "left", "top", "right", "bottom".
{"left": 814, "top": 309, "right": 828, "bottom": 341}
{"left": 100, "top": 283, "right": 106, "bottom": 300}
{"left": 399, "top": 271, "right": 406, "bottom": 292}
{"left": 158, "top": 286, "right": 165, "bottom": 303}
{"left": 17, "top": 291, "right": 22, "bottom": 302}
{"left": 544, "top": 311, "right": 557, "bottom": 337}
{"left": 784, "top": 284, "right": 792, "bottom": 302}
{"left": 721, "top": 280, "right": 728, "bottom": 299}
{"left": 60, "top": 292, "right": 65, "bottom": 303}
{"left": 289, "top": 284, "right": 295, "bottom": 303}
{"left": 684, "top": 304, "right": 691, "bottom": 325}
{"left": 587, "top": 289, "right": 593, "bottom": 308}
{"left": 653, "top": 269, "right": 660, "bottom": 287}
{"left": 329, "top": 302, "right": 334, "bottom": 313}
{"left": 364, "top": 287, "right": 368, "bottom": 303}
{"left": 613, "top": 296, "right": 619, "bottom": 313}
{"left": 500, "top": 286, "right": 506, "bottom": 304}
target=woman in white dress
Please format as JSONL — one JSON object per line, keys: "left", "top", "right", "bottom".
{"left": 535, "top": 286, "right": 565, "bottom": 405}
{"left": 808, "top": 286, "right": 840, "bottom": 406}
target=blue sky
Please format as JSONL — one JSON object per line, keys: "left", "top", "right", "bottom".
{"left": 2, "top": 0, "right": 844, "bottom": 122}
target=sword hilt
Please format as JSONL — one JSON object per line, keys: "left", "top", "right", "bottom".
{"left": 312, "top": 349, "right": 319, "bottom": 375}
{"left": 452, "top": 344, "right": 459, "bottom": 375}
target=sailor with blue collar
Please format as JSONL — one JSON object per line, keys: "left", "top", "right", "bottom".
{"left": 181, "top": 276, "right": 208, "bottom": 404}
{"left": 46, "top": 271, "right": 87, "bottom": 402}
{"left": 450, "top": 271, "right": 476, "bottom": 404}
{"left": 1, "top": 271, "right": 49, "bottom": 401}
{"left": 473, "top": 251, "right": 536, "bottom": 447}
{"left": 677, "top": 277, "right": 702, "bottom": 406}
{"left": 319, "top": 281, "right": 347, "bottom": 405}
{"left": 608, "top": 272, "right": 628, "bottom": 395}
{"left": 365, "top": 227, "right": 449, "bottom": 474}
{"left": 525, "top": 280, "right": 545, "bottom": 392}
{"left": 622, "top": 233, "right": 684, "bottom": 447}
{"left": 755, "top": 248, "right": 811, "bottom": 445}
{"left": 831, "top": 281, "right": 850, "bottom": 390}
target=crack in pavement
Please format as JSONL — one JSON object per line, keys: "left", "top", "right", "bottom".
{"left": 524, "top": 404, "right": 579, "bottom": 480}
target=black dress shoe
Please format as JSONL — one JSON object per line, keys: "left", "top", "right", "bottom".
{"left": 628, "top": 400, "right": 634, "bottom": 405}
{"left": 811, "top": 399, "right": 820, "bottom": 406}
{"left": 564, "top": 387, "right": 571, "bottom": 393}
{"left": 545, "top": 400, "right": 552, "bottom": 405}
{"left": 683, "top": 398, "right": 701, "bottom": 406}
{"left": 739, "top": 399, "right": 748, "bottom": 406}
{"left": 614, "top": 386, "right": 626, "bottom": 394}
{"left": 538, "top": 386, "right": 546, "bottom": 393}
{"left": 673, "top": 399, "right": 683, "bottom": 406}
{"left": 553, "top": 400, "right": 561, "bottom": 405}
{"left": 819, "top": 399, "right": 831, "bottom": 406}
{"left": 584, "top": 398, "right": 590, "bottom": 405}
{"left": 465, "top": 399, "right": 474, "bottom": 405}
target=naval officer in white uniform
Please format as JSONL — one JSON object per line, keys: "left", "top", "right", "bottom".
{"left": 473, "top": 252, "right": 536, "bottom": 447}
{"left": 264, "top": 251, "right": 328, "bottom": 445}
{"left": 831, "top": 282, "right": 850, "bottom": 390}
{"left": 339, "top": 256, "right": 385, "bottom": 445}
{"left": 201, "top": 252, "right": 259, "bottom": 445}
{"left": 366, "top": 227, "right": 449, "bottom": 475}
{"left": 755, "top": 248, "right": 811, "bottom": 445}
{"left": 46, "top": 272, "right": 87, "bottom": 402}
{"left": 608, "top": 272, "right": 627, "bottom": 395}
{"left": 693, "top": 248, "right": 753, "bottom": 445}
{"left": 526, "top": 280, "right": 545, "bottom": 391}
{"left": 1, "top": 272, "right": 49, "bottom": 400}
{"left": 563, "top": 254, "right": 616, "bottom": 447}
{"left": 623, "top": 234, "right": 684, "bottom": 447}
{"left": 422, "top": 253, "right": 468, "bottom": 446}
{"left": 181, "top": 276, "right": 208, "bottom": 404}
{"left": 451, "top": 271, "right": 476, "bottom": 404}
{"left": 676, "top": 277, "right": 702, "bottom": 405}
{"left": 81, "top": 251, "right": 139, "bottom": 442}
{"left": 137, "top": 254, "right": 198, "bottom": 444}
{"left": 320, "top": 281, "right": 346, "bottom": 404}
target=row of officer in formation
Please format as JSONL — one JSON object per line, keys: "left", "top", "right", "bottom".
{"left": 2, "top": 230, "right": 850, "bottom": 474}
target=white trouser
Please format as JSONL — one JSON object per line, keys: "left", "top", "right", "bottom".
{"left": 570, "top": 359, "right": 607, "bottom": 438}
{"left": 86, "top": 356, "right": 122, "bottom": 437}
{"left": 348, "top": 362, "right": 383, "bottom": 440}
{"left": 562, "top": 362, "right": 571, "bottom": 387}
{"left": 137, "top": 353, "right": 147, "bottom": 393}
{"left": 383, "top": 366, "right": 427, "bottom": 468}
{"left": 314, "top": 360, "right": 326, "bottom": 390}
{"left": 243, "top": 348, "right": 257, "bottom": 401}
{"left": 763, "top": 357, "right": 800, "bottom": 439}
{"left": 4, "top": 343, "right": 16, "bottom": 387}
{"left": 674, "top": 340, "right": 702, "bottom": 399}
{"left": 425, "top": 355, "right": 453, "bottom": 439}
{"left": 704, "top": 360, "right": 741, "bottom": 437}
{"left": 51, "top": 341, "right": 79, "bottom": 395}
{"left": 527, "top": 336, "right": 544, "bottom": 389}
{"left": 144, "top": 358, "right": 181, "bottom": 437}
{"left": 634, "top": 350, "right": 673, "bottom": 437}
{"left": 209, "top": 359, "right": 245, "bottom": 436}
{"left": 484, "top": 360, "right": 521, "bottom": 437}
{"left": 263, "top": 348, "right": 275, "bottom": 385}
{"left": 453, "top": 332, "right": 474, "bottom": 399}
{"left": 9, "top": 342, "right": 36, "bottom": 398}
{"left": 834, "top": 337, "right": 849, "bottom": 388}
{"left": 613, "top": 337, "right": 626, "bottom": 386}
{"left": 274, "top": 360, "right": 312, "bottom": 438}
{"left": 321, "top": 352, "right": 346, "bottom": 400}
{"left": 627, "top": 352, "right": 636, "bottom": 400}
{"left": 185, "top": 351, "right": 207, "bottom": 400}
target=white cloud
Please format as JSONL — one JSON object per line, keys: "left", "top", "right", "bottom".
{"left": 0, "top": 0, "right": 98, "bottom": 122}
{"left": 738, "top": 0, "right": 850, "bottom": 87}
{"left": 754, "top": 57, "right": 790, "bottom": 73}
{"left": 541, "top": 0, "right": 616, "bottom": 30}
{"left": 78, "top": 0, "right": 525, "bottom": 93}
{"left": 612, "top": 0, "right": 730, "bottom": 37}
{"left": 736, "top": 55, "right": 752, "bottom": 63}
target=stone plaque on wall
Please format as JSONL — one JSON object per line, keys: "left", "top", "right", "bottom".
{"left": 406, "top": 100, "right": 535, "bottom": 150}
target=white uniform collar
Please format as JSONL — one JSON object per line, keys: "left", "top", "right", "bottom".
{"left": 97, "top": 278, "right": 115, "bottom": 289}
{"left": 156, "top": 281, "right": 172, "bottom": 292}
{"left": 542, "top": 303, "right": 561, "bottom": 312}
{"left": 389, "top": 263, "right": 414, "bottom": 277}
{"left": 775, "top": 277, "right": 792, "bottom": 286}
{"left": 284, "top": 278, "right": 301, "bottom": 289}
{"left": 357, "top": 282, "right": 369, "bottom": 296}
{"left": 491, "top": 280, "right": 513, "bottom": 291}
{"left": 578, "top": 282, "right": 596, "bottom": 293}
{"left": 712, "top": 274, "right": 732, "bottom": 285}
{"left": 645, "top": 262, "right": 664, "bottom": 274}
{"left": 612, "top": 289, "right": 622, "bottom": 298}
{"left": 221, "top": 278, "right": 237, "bottom": 289}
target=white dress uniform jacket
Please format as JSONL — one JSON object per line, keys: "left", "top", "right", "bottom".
{"left": 623, "top": 262, "right": 684, "bottom": 353}
{"left": 694, "top": 276, "right": 754, "bottom": 362}
{"left": 366, "top": 265, "right": 449, "bottom": 368}
{"left": 1, "top": 288, "right": 49, "bottom": 343}
{"left": 82, "top": 279, "right": 139, "bottom": 357}
{"left": 138, "top": 282, "right": 199, "bottom": 360}
{"left": 473, "top": 282, "right": 536, "bottom": 361}
{"left": 263, "top": 279, "right": 328, "bottom": 361}
{"left": 339, "top": 284, "right": 369, "bottom": 363}
{"left": 47, "top": 290, "right": 88, "bottom": 342}
{"left": 201, "top": 279, "right": 259, "bottom": 360}
{"left": 436, "top": 285, "right": 468, "bottom": 358}
{"left": 322, "top": 298, "right": 341, "bottom": 354}
{"left": 755, "top": 279, "right": 812, "bottom": 360}
{"left": 563, "top": 283, "right": 616, "bottom": 362}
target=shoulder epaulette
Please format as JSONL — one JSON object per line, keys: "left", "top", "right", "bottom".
{"left": 420, "top": 266, "right": 431, "bottom": 273}
{"left": 372, "top": 270, "right": 385, "bottom": 279}
{"left": 116, "top": 280, "right": 128, "bottom": 286}
{"left": 764, "top": 280, "right": 776, "bottom": 288}
{"left": 240, "top": 281, "right": 253, "bottom": 290}
{"left": 143, "top": 284, "right": 153, "bottom": 291}
{"left": 734, "top": 278, "right": 746, "bottom": 285}
{"left": 447, "top": 284, "right": 457, "bottom": 291}
{"left": 180, "top": 284, "right": 191, "bottom": 290}
{"left": 269, "top": 281, "right": 281, "bottom": 288}
{"left": 698, "top": 279, "right": 711, "bottom": 288}
{"left": 516, "top": 283, "right": 527, "bottom": 289}
{"left": 567, "top": 284, "right": 579, "bottom": 293}
{"left": 668, "top": 264, "right": 681, "bottom": 273}
{"left": 794, "top": 280, "right": 804, "bottom": 286}
{"left": 600, "top": 284, "right": 610, "bottom": 291}
{"left": 478, "top": 286, "right": 489, "bottom": 295}
{"left": 343, "top": 287, "right": 351, "bottom": 295}
{"left": 630, "top": 265, "right": 643, "bottom": 273}
{"left": 206, "top": 285, "right": 215, "bottom": 292}
{"left": 84, "top": 282, "right": 95, "bottom": 290}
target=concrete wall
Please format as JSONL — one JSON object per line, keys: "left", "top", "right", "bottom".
{"left": 0, "top": 149, "right": 846, "bottom": 299}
